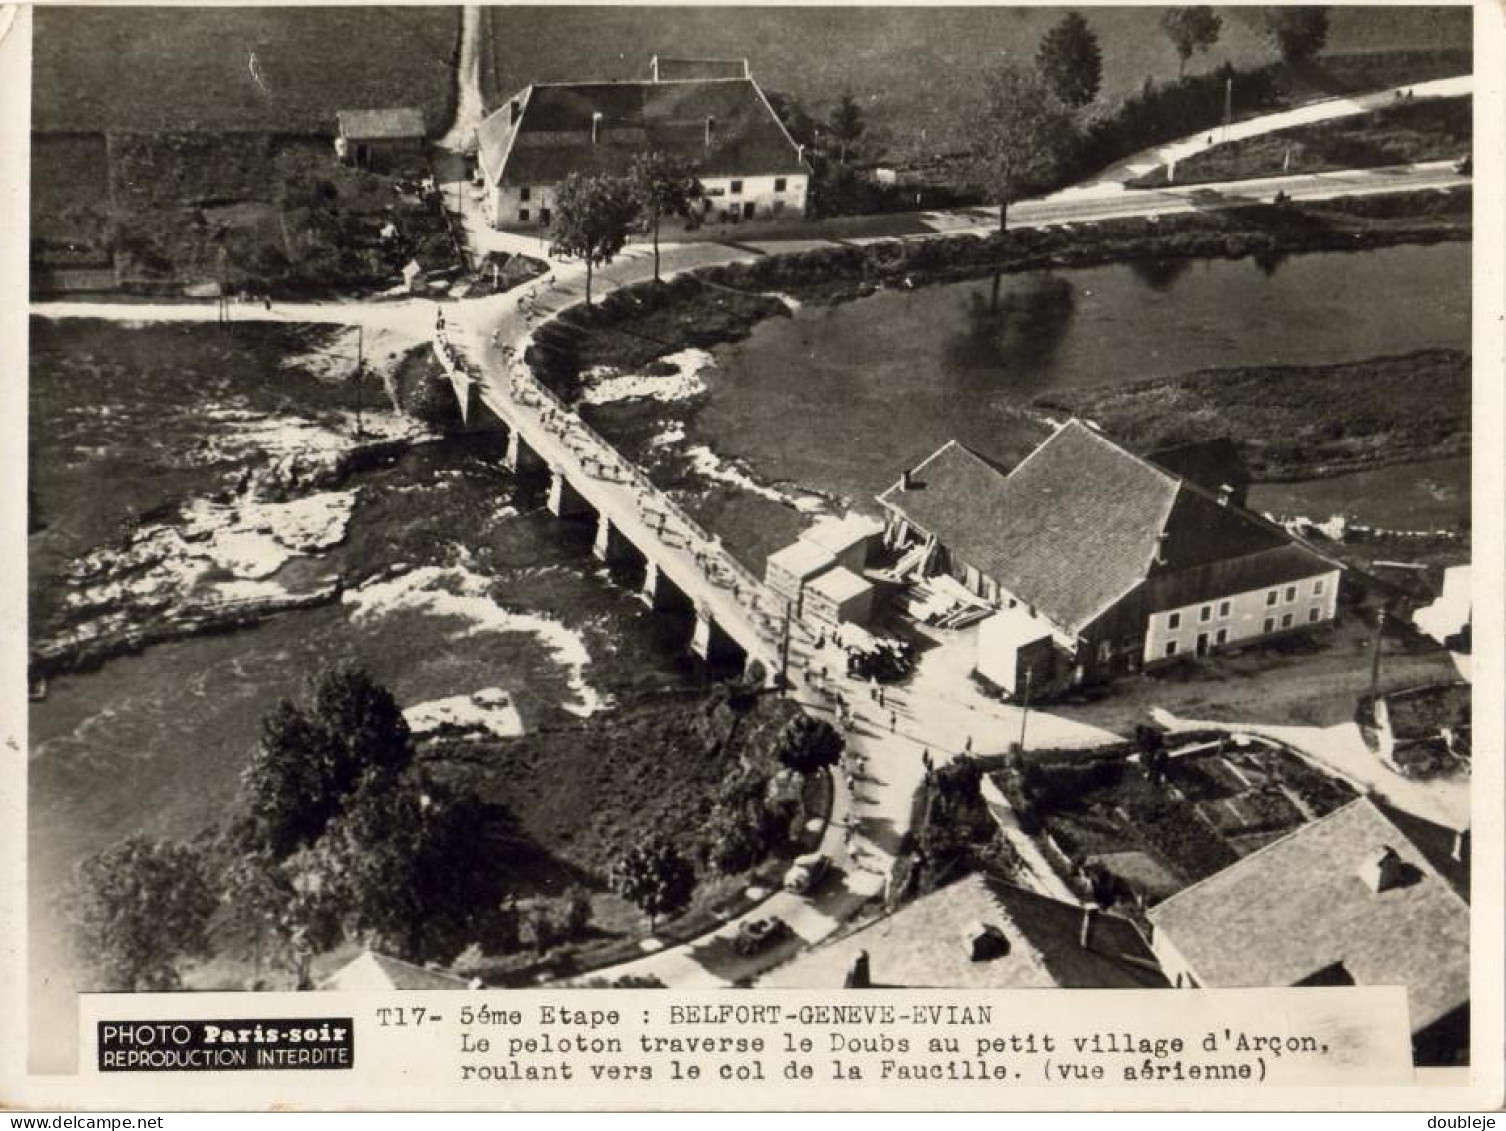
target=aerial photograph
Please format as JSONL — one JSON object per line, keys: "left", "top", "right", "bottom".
{"left": 25, "top": 3, "right": 1473, "bottom": 1074}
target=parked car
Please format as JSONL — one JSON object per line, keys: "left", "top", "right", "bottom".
{"left": 733, "top": 916, "right": 790, "bottom": 956}
{"left": 783, "top": 852, "right": 829, "bottom": 894}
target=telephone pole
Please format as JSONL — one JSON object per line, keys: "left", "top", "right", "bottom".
{"left": 1016, "top": 668, "right": 1033, "bottom": 755}
{"left": 1369, "top": 608, "right": 1387, "bottom": 702}
{"left": 778, "top": 603, "right": 794, "bottom": 697}
{"left": 353, "top": 324, "right": 365, "bottom": 437}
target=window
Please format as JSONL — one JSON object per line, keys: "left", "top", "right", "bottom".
{"left": 775, "top": 177, "right": 787, "bottom": 192}
{"left": 1308, "top": 606, "right": 1321, "bottom": 623}
{"left": 520, "top": 186, "right": 532, "bottom": 202}
{"left": 1284, "top": 586, "right": 1297, "bottom": 603}
{"left": 519, "top": 208, "right": 530, "bottom": 222}
{"left": 703, "top": 198, "right": 713, "bottom": 213}
{"left": 1266, "top": 590, "right": 1279, "bottom": 607}
{"left": 1263, "top": 617, "right": 1276, "bottom": 634}
{"left": 1098, "top": 641, "right": 1112, "bottom": 663}
{"left": 1199, "top": 605, "right": 1211, "bottom": 623}
{"left": 730, "top": 179, "right": 744, "bottom": 195}
{"left": 1281, "top": 612, "right": 1294, "bottom": 629}
{"left": 1215, "top": 628, "right": 1228, "bottom": 645}
{"left": 1313, "top": 578, "right": 1325, "bottom": 596}
{"left": 1218, "top": 600, "right": 1231, "bottom": 618}
{"left": 1168, "top": 612, "right": 1181, "bottom": 630}
{"left": 1164, "top": 640, "right": 1178, "bottom": 657}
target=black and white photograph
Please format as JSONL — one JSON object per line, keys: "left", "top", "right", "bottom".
{"left": 5, "top": 0, "right": 1498, "bottom": 1109}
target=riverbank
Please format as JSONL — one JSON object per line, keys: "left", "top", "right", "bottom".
{"left": 1036, "top": 348, "right": 1470, "bottom": 483}
{"left": 527, "top": 189, "right": 1471, "bottom": 405}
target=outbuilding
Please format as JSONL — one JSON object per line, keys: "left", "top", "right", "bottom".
{"left": 803, "top": 565, "right": 874, "bottom": 629}
{"left": 765, "top": 539, "right": 836, "bottom": 614}
{"left": 335, "top": 107, "right": 427, "bottom": 172}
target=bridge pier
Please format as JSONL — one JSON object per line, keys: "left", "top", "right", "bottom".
{"left": 640, "top": 559, "right": 691, "bottom": 613}
{"left": 547, "top": 465, "right": 593, "bottom": 518}
{"left": 690, "top": 603, "right": 748, "bottom": 672}
{"left": 592, "top": 513, "right": 635, "bottom": 565}
{"left": 505, "top": 428, "right": 544, "bottom": 474}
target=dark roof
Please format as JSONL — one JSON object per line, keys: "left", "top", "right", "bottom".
{"left": 477, "top": 78, "right": 804, "bottom": 187}
{"left": 1147, "top": 798, "right": 1469, "bottom": 1035}
{"left": 1145, "top": 437, "right": 1251, "bottom": 498}
{"left": 878, "top": 422, "right": 1338, "bottom": 636}
{"left": 337, "top": 107, "right": 426, "bottom": 140}
{"left": 762, "top": 871, "right": 1164, "bottom": 990}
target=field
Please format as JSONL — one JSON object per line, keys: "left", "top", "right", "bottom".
{"left": 477, "top": 6, "right": 1469, "bottom": 155}
{"left": 1130, "top": 96, "right": 1472, "bottom": 188}
{"left": 32, "top": 7, "right": 460, "bottom": 133}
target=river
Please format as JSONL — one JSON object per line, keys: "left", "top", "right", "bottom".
{"left": 583, "top": 242, "right": 1470, "bottom": 571}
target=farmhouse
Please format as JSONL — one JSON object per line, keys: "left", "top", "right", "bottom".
{"left": 475, "top": 59, "right": 809, "bottom": 230}
{"left": 877, "top": 421, "right": 1343, "bottom": 695}
{"left": 334, "top": 108, "right": 427, "bottom": 172}
{"left": 1146, "top": 797, "right": 1470, "bottom": 1065}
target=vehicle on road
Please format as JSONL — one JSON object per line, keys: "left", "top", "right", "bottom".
{"left": 733, "top": 916, "right": 791, "bottom": 956}
{"left": 783, "top": 852, "right": 829, "bottom": 894}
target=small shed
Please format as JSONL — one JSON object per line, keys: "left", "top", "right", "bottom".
{"left": 335, "top": 107, "right": 427, "bottom": 172}
{"left": 976, "top": 604, "right": 1056, "bottom": 697}
{"left": 765, "top": 540, "right": 837, "bottom": 613}
{"left": 801, "top": 513, "right": 883, "bottom": 573}
{"left": 804, "top": 565, "right": 874, "bottom": 629}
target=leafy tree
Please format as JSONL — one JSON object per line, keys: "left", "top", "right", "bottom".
{"left": 1160, "top": 7, "right": 1223, "bottom": 76}
{"left": 826, "top": 92, "right": 867, "bottom": 164}
{"left": 627, "top": 151, "right": 702, "bottom": 283}
{"left": 969, "top": 64, "right": 1081, "bottom": 231}
{"left": 61, "top": 837, "right": 217, "bottom": 992}
{"left": 238, "top": 667, "right": 414, "bottom": 859}
{"left": 564, "top": 887, "right": 594, "bottom": 939}
{"left": 773, "top": 713, "right": 844, "bottom": 776}
{"left": 549, "top": 172, "right": 637, "bottom": 305}
{"left": 314, "top": 770, "right": 504, "bottom": 962}
{"left": 609, "top": 836, "right": 695, "bottom": 931}
{"left": 763, "top": 89, "right": 819, "bottom": 150}
{"left": 1036, "top": 11, "right": 1103, "bottom": 108}
{"left": 1265, "top": 7, "right": 1329, "bottom": 64}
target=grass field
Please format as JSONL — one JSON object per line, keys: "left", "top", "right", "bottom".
{"left": 478, "top": 6, "right": 1470, "bottom": 154}
{"left": 1130, "top": 96, "right": 1472, "bottom": 188}
{"left": 32, "top": 6, "right": 460, "bottom": 133}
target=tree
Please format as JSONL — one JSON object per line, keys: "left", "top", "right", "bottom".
{"left": 969, "top": 64, "right": 1081, "bottom": 232}
{"left": 238, "top": 667, "right": 415, "bottom": 859}
{"left": 773, "top": 713, "right": 844, "bottom": 776}
{"left": 1160, "top": 7, "right": 1223, "bottom": 77}
{"left": 1035, "top": 11, "right": 1103, "bottom": 108}
{"left": 826, "top": 92, "right": 867, "bottom": 164}
{"left": 314, "top": 770, "right": 505, "bottom": 962}
{"left": 61, "top": 837, "right": 217, "bottom": 992}
{"left": 609, "top": 836, "right": 695, "bottom": 932}
{"left": 1265, "top": 7, "right": 1329, "bottom": 64}
{"left": 627, "top": 151, "right": 702, "bottom": 283}
{"left": 549, "top": 172, "right": 637, "bottom": 305}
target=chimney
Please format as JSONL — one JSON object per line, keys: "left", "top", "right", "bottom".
{"left": 899, "top": 468, "right": 913, "bottom": 491}
{"left": 705, "top": 115, "right": 716, "bottom": 148}
{"left": 591, "top": 111, "right": 603, "bottom": 145}
{"left": 1153, "top": 531, "right": 1168, "bottom": 566}
{"left": 509, "top": 98, "right": 522, "bottom": 126}
{"left": 1451, "top": 827, "right": 1470, "bottom": 863}
{"left": 1358, "top": 846, "right": 1405, "bottom": 894}
{"left": 1217, "top": 483, "right": 1234, "bottom": 507}
{"left": 1079, "top": 903, "right": 1098, "bottom": 950}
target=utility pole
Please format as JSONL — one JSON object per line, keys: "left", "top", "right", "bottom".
{"left": 1222, "top": 75, "right": 1233, "bottom": 144}
{"left": 1016, "top": 668, "right": 1033, "bottom": 755}
{"left": 778, "top": 603, "right": 794, "bottom": 697}
{"left": 353, "top": 324, "right": 365, "bottom": 438}
{"left": 1369, "top": 608, "right": 1387, "bottom": 702}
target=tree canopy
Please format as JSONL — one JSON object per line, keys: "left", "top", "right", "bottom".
{"left": 1265, "top": 7, "right": 1330, "bottom": 64}
{"left": 238, "top": 666, "right": 415, "bottom": 859}
{"left": 610, "top": 835, "right": 695, "bottom": 930}
{"left": 968, "top": 63, "right": 1081, "bottom": 231}
{"left": 627, "top": 151, "right": 702, "bottom": 282}
{"left": 773, "top": 713, "right": 844, "bottom": 776}
{"left": 62, "top": 836, "right": 217, "bottom": 991}
{"left": 1036, "top": 11, "right": 1103, "bottom": 109}
{"left": 549, "top": 172, "right": 638, "bottom": 305}
{"left": 1160, "top": 7, "right": 1224, "bottom": 76}
{"left": 826, "top": 92, "right": 867, "bottom": 163}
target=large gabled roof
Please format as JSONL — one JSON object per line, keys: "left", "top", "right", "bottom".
{"left": 1147, "top": 798, "right": 1469, "bottom": 1035}
{"left": 878, "top": 421, "right": 1334, "bottom": 636}
{"left": 477, "top": 77, "right": 805, "bottom": 188}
